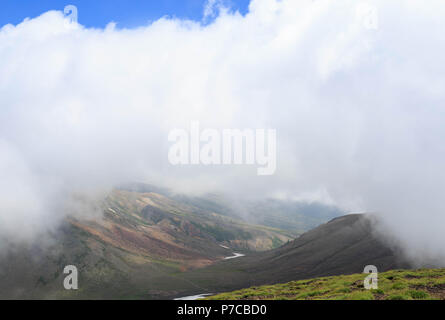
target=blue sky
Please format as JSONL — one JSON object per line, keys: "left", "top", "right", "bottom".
{"left": 0, "top": 0, "right": 250, "bottom": 28}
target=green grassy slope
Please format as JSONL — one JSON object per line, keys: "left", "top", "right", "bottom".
{"left": 206, "top": 268, "right": 445, "bottom": 300}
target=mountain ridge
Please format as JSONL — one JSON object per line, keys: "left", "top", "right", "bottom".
{"left": 0, "top": 188, "right": 411, "bottom": 299}
{"left": 175, "top": 214, "right": 412, "bottom": 299}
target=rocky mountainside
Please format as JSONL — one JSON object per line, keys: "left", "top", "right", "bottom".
{"left": 0, "top": 188, "right": 292, "bottom": 299}
{"left": 0, "top": 188, "right": 408, "bottom": 300}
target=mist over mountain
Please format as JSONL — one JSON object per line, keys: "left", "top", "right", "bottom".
{"left": 1, "top": 0, "right": 445, "bottom": 266}
{"left": 0, "top": 187, "right": 333, "bottom": 299}
{"left": 121, "top": 183, "right": 344, "bottom": 234}
{"left": 0, "top": 205, "right": 413, "bottom": 299}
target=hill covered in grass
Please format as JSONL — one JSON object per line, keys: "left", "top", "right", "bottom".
{"left": 206, "top": 268, "right": 445, "bottom": 300}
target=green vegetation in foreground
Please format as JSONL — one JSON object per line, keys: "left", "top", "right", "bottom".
{"left": 206, "top": 268, "right": 445, "bottom": 300}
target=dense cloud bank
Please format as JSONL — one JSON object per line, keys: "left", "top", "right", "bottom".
{"left": 1, "top": 0, "right": 445, "bottom": 262}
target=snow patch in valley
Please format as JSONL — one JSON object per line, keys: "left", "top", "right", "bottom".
{"left": 224, "top": 252, "right": 245, "bottom": 260}
{"left": 174, "top": 293, "right": 213, "bottom": 300}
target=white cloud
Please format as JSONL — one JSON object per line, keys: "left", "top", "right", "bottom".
{"left": 1, "top": 0, "right": 445, "bottom": 262}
